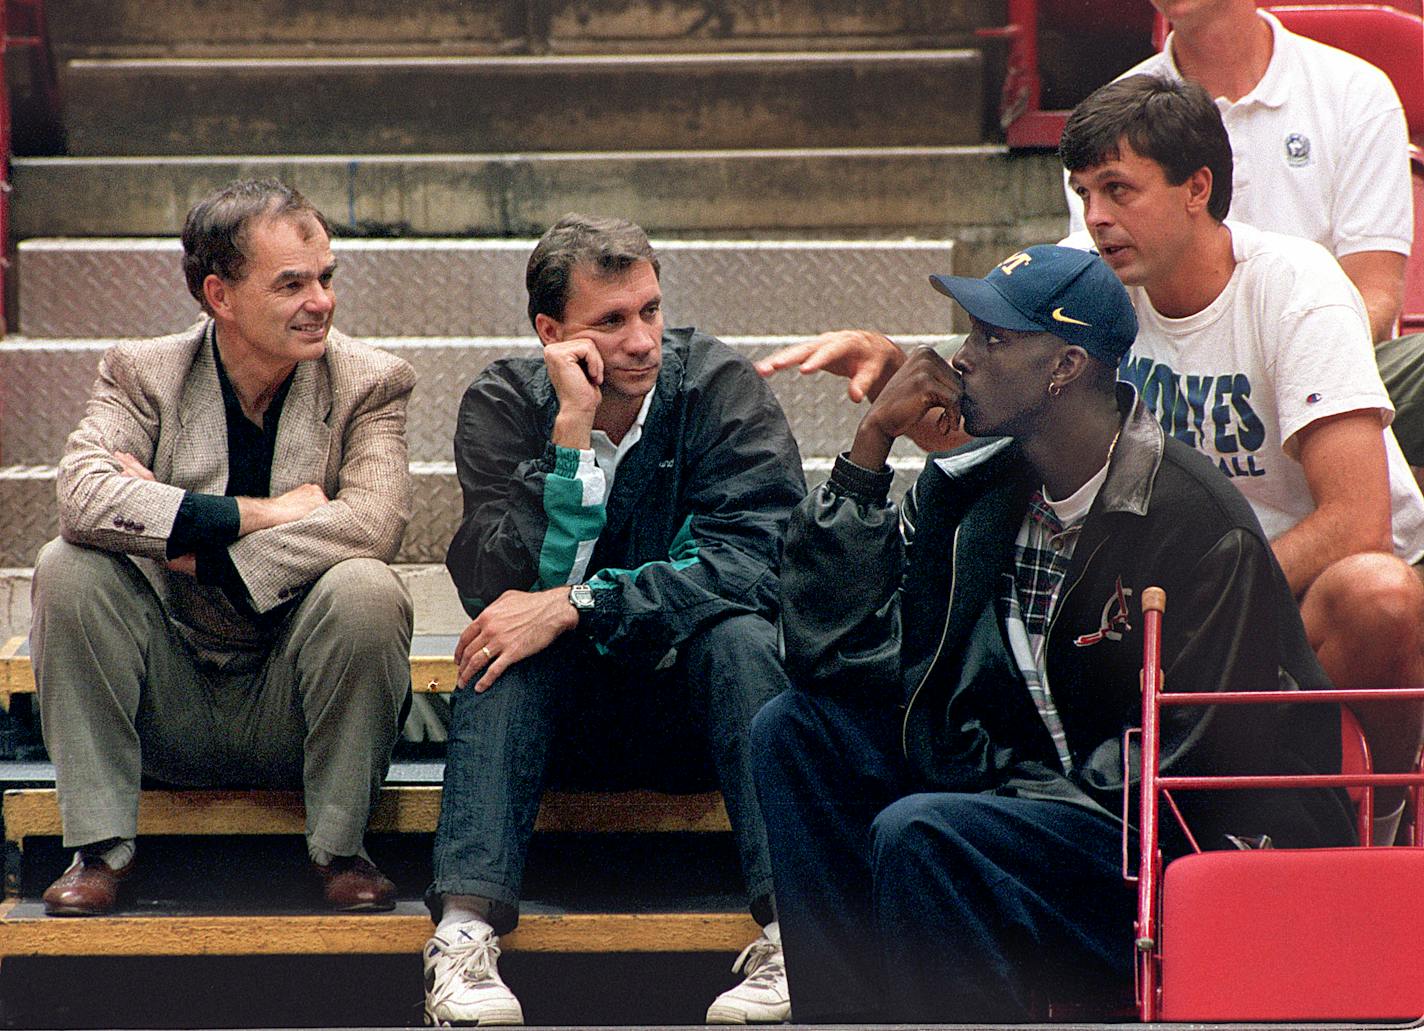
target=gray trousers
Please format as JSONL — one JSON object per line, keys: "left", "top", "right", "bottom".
{"left": 1376, "top": 333, "right": 1424, "bottom": 465}
{"left": 30, "top": 539, "right": 413, "bottom": 856}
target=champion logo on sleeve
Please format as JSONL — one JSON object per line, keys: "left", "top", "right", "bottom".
{"left": 1306, "top": 392, "right": 1323, "bottom": 404}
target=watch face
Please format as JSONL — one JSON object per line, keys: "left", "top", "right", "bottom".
{"left": 570, "top": 584, "right": 595, "bottom": 610}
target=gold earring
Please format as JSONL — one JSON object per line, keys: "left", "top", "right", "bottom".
{"left": 1047, "top": 382, "right": 1063, "bottom": 398}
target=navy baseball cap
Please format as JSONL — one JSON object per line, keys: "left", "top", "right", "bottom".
{"left": 928, "top": 245, "right": 1137, "bottom": 366}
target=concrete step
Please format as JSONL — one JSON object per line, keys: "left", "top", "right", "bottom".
{"left": 14, "top": 238, "right": 955, "bottom": 339}
{"left": 0, "top": 335, "right": 950, "bottom": 464}
{"left": 61, "top": 51, "right": 982, "bottom": 156}
{"left": 0, "top": 454, "right": 922, "bottom": 570}
{"left": 11, "top": 148, "right": 1066, "bottom": 254}
{"left": 0, "top": 569, "right": 29, "bottom": 642}
{"left": 49, "top": 0, "right": 990, "bottom": 58}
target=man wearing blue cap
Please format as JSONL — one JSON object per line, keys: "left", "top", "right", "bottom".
{"left": 753, "top": 245, "right": 1354, "bottom": 1022}
{"left": 760, "top": 74, "right": 1424, "bottom": 848}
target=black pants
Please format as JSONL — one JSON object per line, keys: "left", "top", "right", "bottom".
{"left": 752, "top": 689, "right": 1135, "bottom": 1023}
{"left": 429, "top": 612, "right": 787, "bottom": 932}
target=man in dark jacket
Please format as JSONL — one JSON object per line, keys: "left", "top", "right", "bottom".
{"left": 754, "top": 245, "right": 1355, "bottom": 1023}
{"left": 425, "top": 214, "right": 807, "bottom": 1026}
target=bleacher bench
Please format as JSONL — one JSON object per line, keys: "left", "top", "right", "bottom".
{"left": 1, "top": 634, "right": 465, "bottom": 708}
{"left": 0, "top": 636, "right": 756, "bottom": 958}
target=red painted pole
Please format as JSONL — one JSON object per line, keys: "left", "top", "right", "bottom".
{"left": 1136, "top": 585, "right": 1166, "bottom": 1021}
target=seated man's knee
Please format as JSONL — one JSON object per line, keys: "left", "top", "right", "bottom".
{"left": 32, "top": 538, "right": 134, "bottom": 618}
{"left": 750, "top": 690, "right": 807, "bottom": 755}
{"left": 870, "top": 793, "right": 1011, "bottom": 855}
{"left": 686, "top": 613, "right": 788, "bottom": 717}
{"left": 1306, "top": 552, "right": 1424, "bottom": 642}
{"left": 867, "top": 793, "right": 972, "bottom": 879}
{"left": 305, "top": 558, "right": 413, "bottom": 643}
{"left": 686, "top": 611, "right": 779, "bottom": 664}
{"left": 446, "top": 642, "right": 570, "bottom": 735}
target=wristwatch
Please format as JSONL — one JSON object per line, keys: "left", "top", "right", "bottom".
{"left": 569, "top": 582, "right": 596, "bottom": 616}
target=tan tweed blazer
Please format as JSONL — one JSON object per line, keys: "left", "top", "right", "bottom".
{"left": 56, "top": 320, "right": 415, "bottom": 644}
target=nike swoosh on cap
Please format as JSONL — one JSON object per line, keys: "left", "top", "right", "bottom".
{"left": 1051, "top": 307, "right": 1091, "bottom": 326}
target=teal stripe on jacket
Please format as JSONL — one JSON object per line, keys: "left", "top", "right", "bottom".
{"left": 535, "top": 445, "right": 607, "bottom": 590}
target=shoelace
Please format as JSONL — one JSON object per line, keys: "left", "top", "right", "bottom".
{"left": 731, "top": 936, "right": 785, "bottom": 986}
{"left": 428, "top": 932, "right": 503, "bottom": 1010}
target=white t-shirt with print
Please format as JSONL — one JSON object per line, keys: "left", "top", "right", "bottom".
{"left": 1064, "top": 9, "right": 1412, "bottom": 260}
{"left": 1119, "top": 222, "right": 1424, "bottom": 560}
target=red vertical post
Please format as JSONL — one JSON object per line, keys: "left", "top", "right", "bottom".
{"left": 1136, "top": 586, "right": 1167, "bottom": 1021}
{"left": 1009, "top": 0, "right": 1042, "bottom": 122}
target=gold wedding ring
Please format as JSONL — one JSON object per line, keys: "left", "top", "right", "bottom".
{"left": 480, "top": 645, "right": 493, "bottom": 661}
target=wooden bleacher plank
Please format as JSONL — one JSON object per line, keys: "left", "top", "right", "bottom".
{"left": 0, "top": 635, "right": 459, "bottom": 707}
{"left": 531, "top": 790, "right": 732, "bottom": 833}
{"left": 409, "top": 632, "right": 460, "bottom": 692}
{"left": 0, "top": 637, "right": 32, "bottom": 709}
{"left": 410, "top": 654, "right": 457, "bottom": 693}
{"left": 3, "top": 786, "right": 732, "bottom": 844}
{"left": 0, "top": 899, "right": 758, "bottom": 955}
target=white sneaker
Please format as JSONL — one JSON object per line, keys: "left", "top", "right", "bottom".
{"left": 423, "top": 922, "right": 525, "bottom": 1026}
{"left": 705, "top": 931, "right": 791, "bottom": 1023}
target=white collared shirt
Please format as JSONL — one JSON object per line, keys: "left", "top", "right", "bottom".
{"left": 559, "top": 387, "right": 658, "bottom": 586}
{"left": 1065, "top": 9, "right": 1412, "bottom": 260}
{"left": 589, "top": 386, "right": 657, "bottom": 500}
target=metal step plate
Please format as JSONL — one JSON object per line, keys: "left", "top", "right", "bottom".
{"left": 0, "top": 455, "right": 922, "bottom": 568}
{"left": 17, "top": 238, "right": 955, "bottom": 339}
{"left": 0, "top": 334, "right": 951, "bottom": 464}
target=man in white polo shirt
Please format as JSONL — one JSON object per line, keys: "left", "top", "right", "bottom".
{"left": 1063, "top": 0, "right": 1413, "bottom": 345}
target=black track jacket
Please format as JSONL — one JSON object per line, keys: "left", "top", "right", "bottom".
{"left": 448, "top": 327, "right": 806, "bottom": 661}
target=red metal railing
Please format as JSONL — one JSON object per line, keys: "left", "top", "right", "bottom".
{"left": 1133, "top": 587, "right": 1424, "bottom": 1020}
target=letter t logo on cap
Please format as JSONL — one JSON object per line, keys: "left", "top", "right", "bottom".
{"left": 996, "top": 252, "right": 1033, "bottom": 275}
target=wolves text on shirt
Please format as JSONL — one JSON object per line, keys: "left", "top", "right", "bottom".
{"left": 1119, "top": 356, "right": 1267, "bottom": 478}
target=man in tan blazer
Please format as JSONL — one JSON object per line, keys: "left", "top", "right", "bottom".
{"left": 30, "top": 177, "right": 416, "bottom": 915}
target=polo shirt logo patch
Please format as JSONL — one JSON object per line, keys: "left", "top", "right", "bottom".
{"left": 1284, "top": 132, "right": 1312, "bottom": 167}
{"left": 1073, "top": 576, "right": 1133, "bottom": 647}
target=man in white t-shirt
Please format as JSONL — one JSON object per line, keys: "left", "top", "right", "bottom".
{"left": 1062, "top": 0, "right": 1412, "bottom": 345}
{"left": 1057, "top": 73, "right": 1424, "bottom": 829}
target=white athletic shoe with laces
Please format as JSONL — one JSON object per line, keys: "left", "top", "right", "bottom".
{"left": 705, "top": 928, "right": 791, "bottom": 1023}
{"left": 423, "top": 922, "right": 525, "bottom": 1026}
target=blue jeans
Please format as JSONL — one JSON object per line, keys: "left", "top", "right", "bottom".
{"left": 752, "top": 689, "right": 1134, "bottom": 1023}
{"left": 429, "top": 612, "right": 786, "bottom": 931}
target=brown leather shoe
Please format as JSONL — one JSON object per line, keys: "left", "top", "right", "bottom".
{"left": 312, "top": 855, "right": 396, "bottom": 911}
{"left": 42, "top": 853, "right": 133, "bottom": 916}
